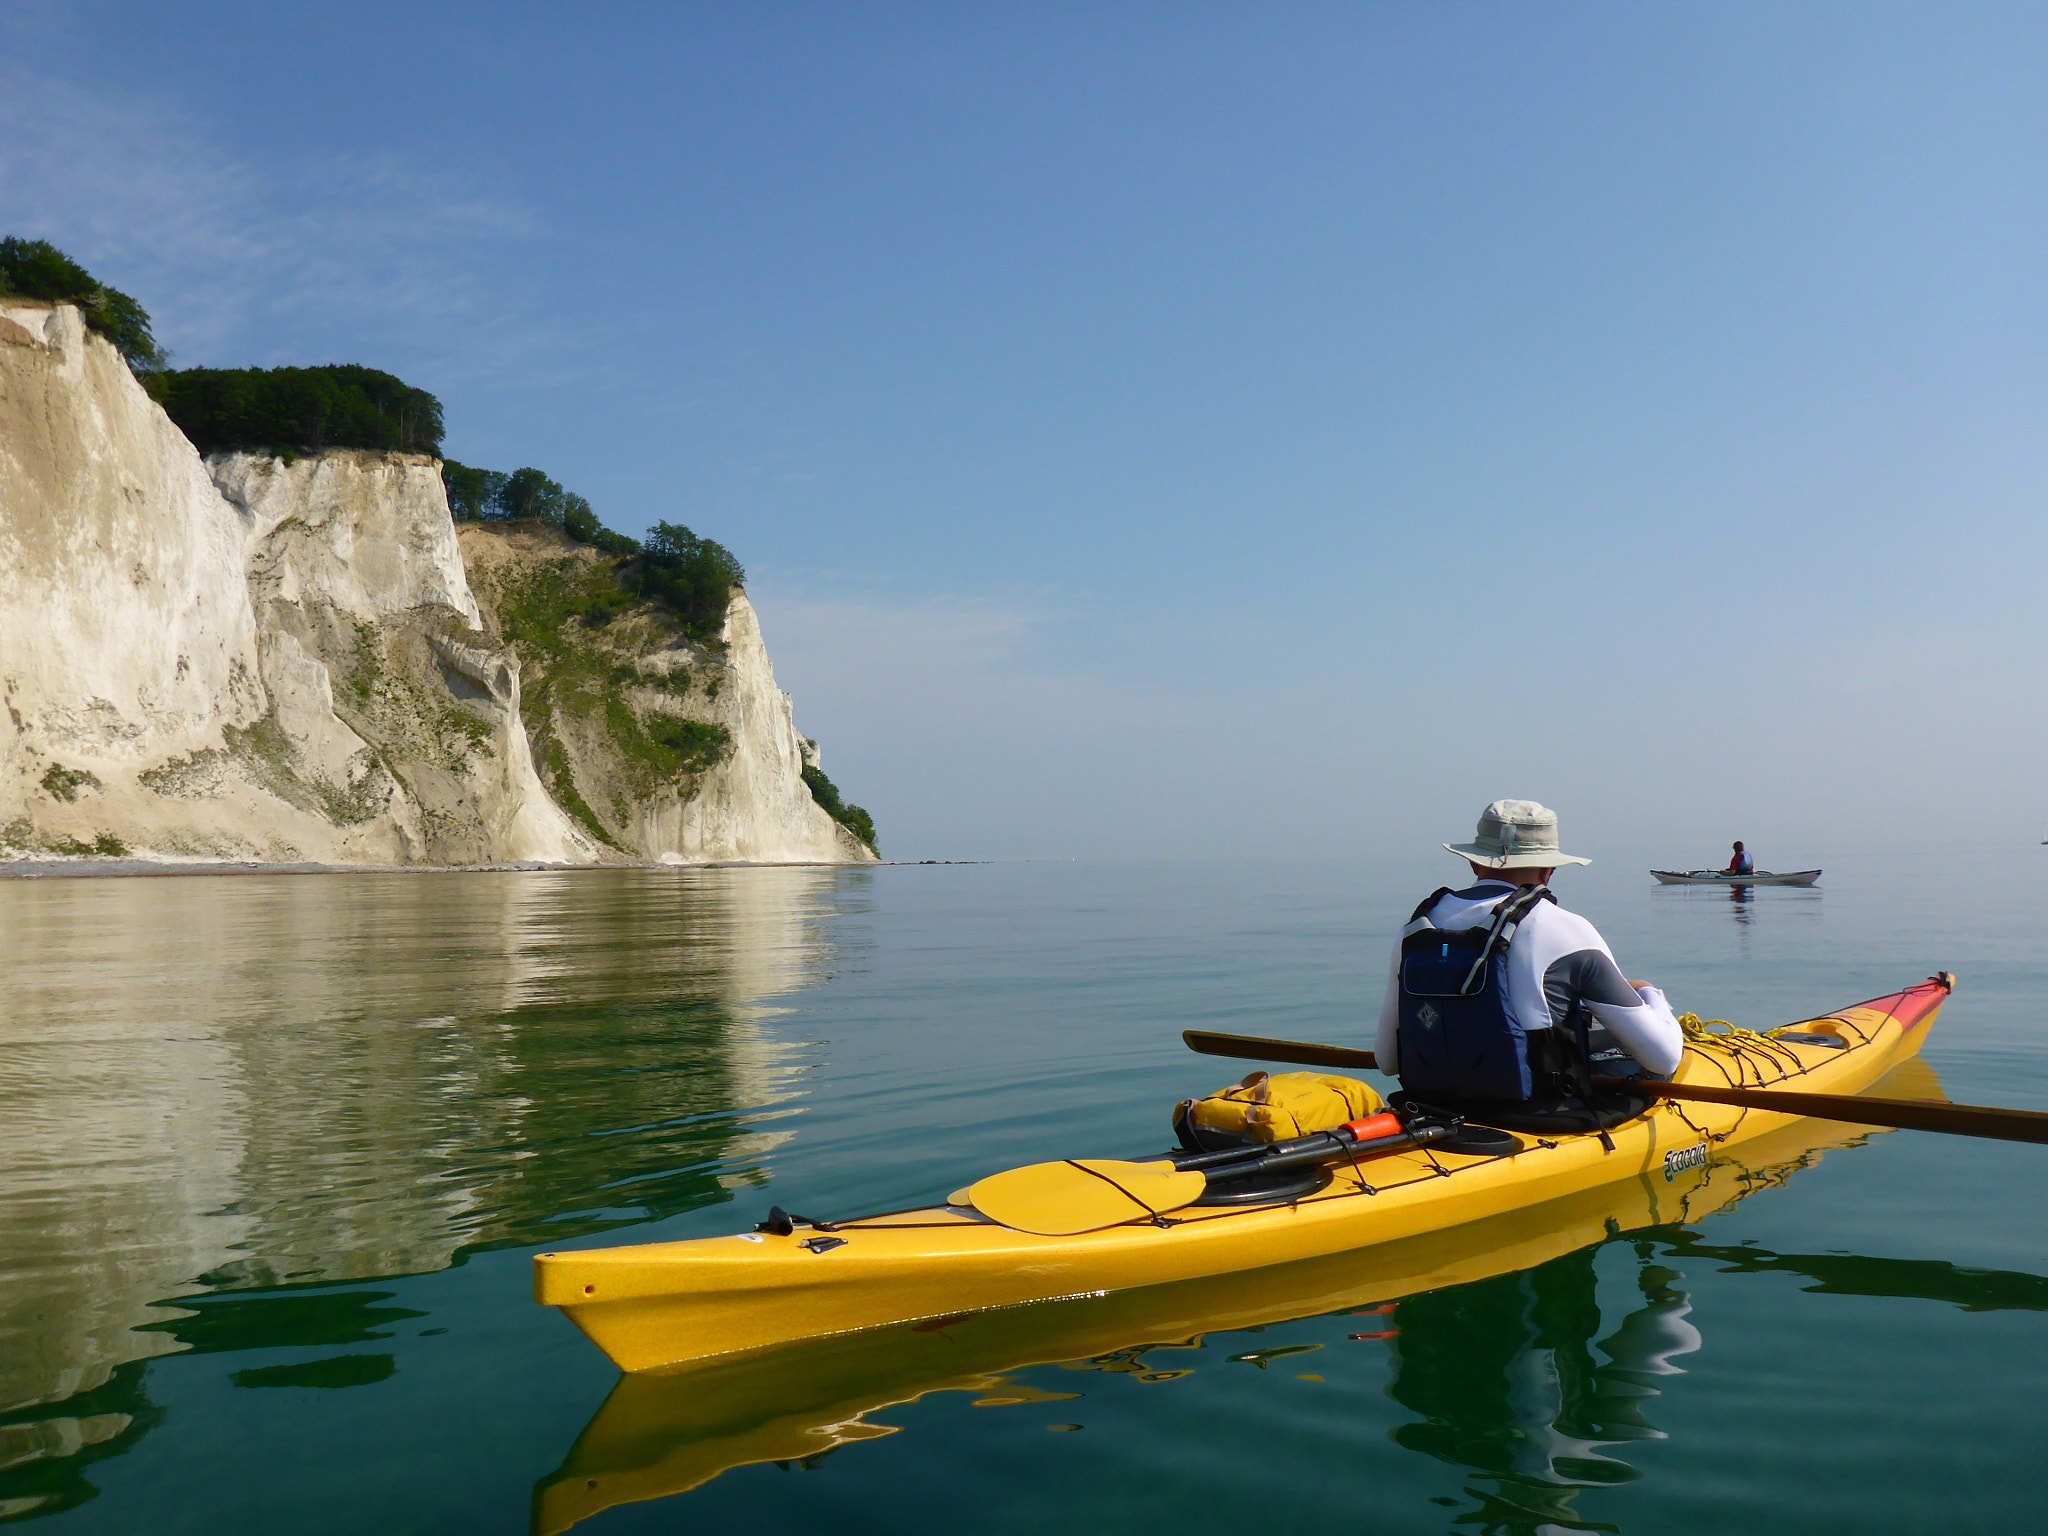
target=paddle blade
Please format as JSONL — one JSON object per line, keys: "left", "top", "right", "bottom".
{"left": 1183, "top": 1030, "right": 1378, "bottom": 1072}
{"left": 962, "top": 1159, "right": 1208, "bottom": 1236}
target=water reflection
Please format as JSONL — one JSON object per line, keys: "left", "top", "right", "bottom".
{"left": 1387, "top": 1228, "right": 2048, "bottom": 1535}
{"left": 0, "top": 867, "right": 856, "bottom": 1427}
{"left": 1650, "top": 881, "right": 1823, "bottom": 931}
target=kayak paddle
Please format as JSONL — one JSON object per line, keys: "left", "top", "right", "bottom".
{"left": 1591, "top": 1076, "right": 2048, "bottom": 1146}
{"left": 955, "top": 1116, "right": 1447, "bottom": 1236}
{"left": 1185, "top": 1027, "right": 2048, "bottom": 1148}
{"left": 1182, "top": 1029, "right": 1378, "bottom": 1071}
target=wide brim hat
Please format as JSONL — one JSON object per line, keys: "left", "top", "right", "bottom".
{"left": 1445, "top": 799, "right": 1591, "bottom": 869}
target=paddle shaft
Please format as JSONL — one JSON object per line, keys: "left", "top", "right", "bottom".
{"left": 1594, "top": 1076, "right": 2048, "bottom": 1146}
{"left": 1182, "top": 1029, "right": 1378, "bottom": 1071}
{"left": 1170, "top": 1121, "right": 1451, "bottom": 1177}
{"left": 1181, "top": 1029, "right": 2048, "bottom": 1149}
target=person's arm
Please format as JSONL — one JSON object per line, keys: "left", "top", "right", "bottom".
{"left": 1543, "top": 948, "right": 1685, "bottom": 1076}
{"left": 1374, "top": 933, "right": 1403, "bottom": 1075}
{"left": 1596, "top": 982, "right": 1684, "bottom": 1076}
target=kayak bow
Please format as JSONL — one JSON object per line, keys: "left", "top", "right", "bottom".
{"left": 535, "top": 975, "right": 1951, "bottom": 1375}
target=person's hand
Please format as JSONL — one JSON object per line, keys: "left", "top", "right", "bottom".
{"left": 1628, "top": 979, "right": 1652, "bottom": 990}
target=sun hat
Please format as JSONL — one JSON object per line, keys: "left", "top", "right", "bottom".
{"left": 1444, "top": 799, "right": 1591, "bottom": 869}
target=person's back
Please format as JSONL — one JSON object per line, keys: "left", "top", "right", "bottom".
{"left": 1725, "top": 840, "right": 1754, "bottom": 875}
{"left": 1375, "top": 801, "right": 1683, "bottom": 1116}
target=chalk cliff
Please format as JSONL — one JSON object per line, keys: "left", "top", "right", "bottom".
{"left": 0, "top": 299, "right": 873, "bottom": 866}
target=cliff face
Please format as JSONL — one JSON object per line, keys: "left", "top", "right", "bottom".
{"left": 459, "top": 524, "right": 873, "bottom": 864}
{"left": 0, "top": 298, "right": 268, "bottom": 848}
{"left": 205, "top": 451, "right": 595, "bottom": 864}
{"left": 0, "top": 300, "right": 871, "bottom": 866}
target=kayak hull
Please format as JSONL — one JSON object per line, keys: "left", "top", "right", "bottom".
{"left": 535, "top": 977, "right": 1947, "bottom": 1375}
{"left": 1651, "top": 869, "right": 1822, "bottom": 886}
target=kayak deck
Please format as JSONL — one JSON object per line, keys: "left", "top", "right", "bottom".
{"left": 535, "top": 977, "right": 1948, "bottom": 1375}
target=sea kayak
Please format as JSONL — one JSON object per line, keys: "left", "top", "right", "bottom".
{"left": 1651, "top": 868, "right": 1822, "bottom": 886}
{"left": 535, "top": 974, "right": 1949, "bottom": 1376}
{"left": 534, "top": 1054, "right": 1945, "bottom": 1533}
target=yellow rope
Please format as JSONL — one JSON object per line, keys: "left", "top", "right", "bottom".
{"left": 1675, "top": 1012, "right": 1808, "bottom": 1080}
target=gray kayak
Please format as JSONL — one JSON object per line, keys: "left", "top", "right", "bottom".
{"left": 1650, "top": 868, "right": 1822, "bottom": 887}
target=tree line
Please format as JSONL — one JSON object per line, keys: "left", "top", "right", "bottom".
{"left": 147, "top": 365, "right": 444, "bottom": 457}
{"left": 445, "top": 460, "right": 744, "bottom": 642}
{"left": 0, "top": 237, "right": 167, "bottom": 371}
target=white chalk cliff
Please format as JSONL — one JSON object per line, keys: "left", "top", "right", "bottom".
{"left": 0, "top": 298, "right": 873, "bottom": 865}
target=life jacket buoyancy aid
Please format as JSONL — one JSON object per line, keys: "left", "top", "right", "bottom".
{"left": 1395, "top": 883, "right": 1559, "bottom": 1102}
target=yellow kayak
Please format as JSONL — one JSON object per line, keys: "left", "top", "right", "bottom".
{"left": 534, "top": 975, "right": 1951, "bottom": 1379}
{"left": 536, "top": 1046, "right": 1949, "bottom": 1534}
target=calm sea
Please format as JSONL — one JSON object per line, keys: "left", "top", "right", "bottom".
{"left": 2, "top": 851, "right": 2044, "bottom": 1533}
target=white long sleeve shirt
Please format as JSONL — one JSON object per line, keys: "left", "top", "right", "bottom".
{"left": 1374, "top": 881, "right": 1684, "bottom": 1080}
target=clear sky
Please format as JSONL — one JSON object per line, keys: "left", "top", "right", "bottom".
{"left": 5, "top": 3, "right": 2044, "bottom": 862}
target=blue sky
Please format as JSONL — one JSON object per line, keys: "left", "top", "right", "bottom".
{"left": 5, "top": 3, "right": 2044, "bottom": 860}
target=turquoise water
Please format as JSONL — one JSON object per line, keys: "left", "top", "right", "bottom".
{"left": 2, "top": 852, "right": 2044, "bottom": 1532}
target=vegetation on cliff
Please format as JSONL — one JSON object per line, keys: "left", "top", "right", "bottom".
{"left": 801, "top": 764, "right": 878, "bottom": 853}
{"left": 450, "top": 468, "right": 873, "bottom": 851}
{"left": 0, "top": 237, "right": 166, "bottom": 371}
{"left": 445, "top": 461, "right": 743, "bottom": 642}
{"left": 0, "top": 239, "right": 442, "bottom": 456}
{"left": 148, "top": 365, "right": 444, "bottom": 457}
{"left": 463, "top": 534, "right": 735, "bottom": 850}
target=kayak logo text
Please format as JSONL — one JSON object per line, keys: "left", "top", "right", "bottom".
{"left": 1662, "top": 1143, "right": 1711, "bottom": 1182}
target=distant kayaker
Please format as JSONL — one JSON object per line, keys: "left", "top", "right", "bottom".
{"left": 1374, "top": 800, "right": 1684, "bottom": 1115}
{"left": 1725, "top": 841, "right": 1754, "bottom": 876}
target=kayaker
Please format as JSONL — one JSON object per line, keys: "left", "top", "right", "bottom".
{"left": 1373, "top": 800, "right": 1684, "bottom": 1117}
{"left": 1724, "top": 841, "right": 1754, "bottom": 876}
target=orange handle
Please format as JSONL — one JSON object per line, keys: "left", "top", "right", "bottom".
{"left": 1339, "top": 1112, "right": 1404, "bottom": 1142}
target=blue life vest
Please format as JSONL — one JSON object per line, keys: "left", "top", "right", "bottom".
{"left": 1395, "top": 884, "right": 1556, "bottom": 1102}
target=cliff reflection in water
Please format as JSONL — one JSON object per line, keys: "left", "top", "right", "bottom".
{"left": 0, "top": 866, "right": 856, "bottom": 1418}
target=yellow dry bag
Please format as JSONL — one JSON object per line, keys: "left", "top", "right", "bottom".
{"left": 1178, "top": 1070, "right": 1384, "bottom": 1144}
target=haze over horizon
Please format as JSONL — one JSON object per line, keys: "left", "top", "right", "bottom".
{"left": 5, "top": 2, "right": 2042, "bottom": 862}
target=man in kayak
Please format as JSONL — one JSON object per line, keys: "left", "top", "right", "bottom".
{"left": 1374, "top": 800, "right": 1684, "bottom": 1115}
{"left": 1724, "top": 841, "right": 1754, "bottom": 876}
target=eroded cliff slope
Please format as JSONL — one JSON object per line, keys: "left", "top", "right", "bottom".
{"left": 459, "top": 524, "right": 872, "bottom": 863}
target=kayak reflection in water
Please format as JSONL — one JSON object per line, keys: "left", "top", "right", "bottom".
{"left": 1387, "top": 1242, "right": 1698, "bottom": 1532}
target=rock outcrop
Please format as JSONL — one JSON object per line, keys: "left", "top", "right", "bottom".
{"left": 0, "top": 299, "right": 872, "bottom": 866}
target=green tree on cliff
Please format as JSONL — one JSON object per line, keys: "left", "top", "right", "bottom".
{"left": 0, "top": 237, "right": 167, "bottom": 371}
{"left": 630, "top": 522, "right": 746, "bottom": 640}
{"left": 149, "top": 364, "right": 444, "bottom": 456}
